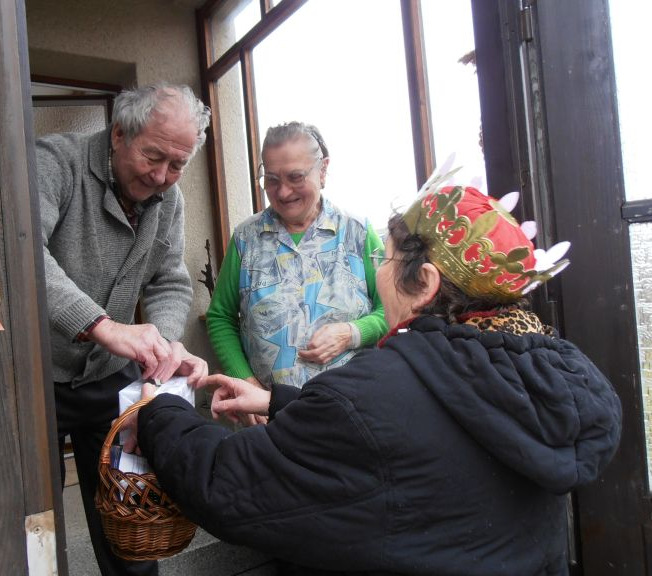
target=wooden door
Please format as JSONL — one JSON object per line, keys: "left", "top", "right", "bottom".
{"left": 475, "top": 0, "right": 648, "bottom": 573}
{"left": 532, "top": 1, "right": 648, "bottom": 573}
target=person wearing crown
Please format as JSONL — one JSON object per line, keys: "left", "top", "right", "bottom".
{"left": 128, "top": 174, "right": 622, "bottom": 575}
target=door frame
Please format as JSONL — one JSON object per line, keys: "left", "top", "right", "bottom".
{"left": 519, "top": 1, "right": 645, "bottom": 573}
{"left": 0, "top": 0, "right": 68, "bottom": 574}
{"left": 476, "top": 1, "right": 646, "bottom": 572}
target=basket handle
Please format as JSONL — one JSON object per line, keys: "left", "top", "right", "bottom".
{"left": 99, "top": 396, "right": 154, "bottom": 468}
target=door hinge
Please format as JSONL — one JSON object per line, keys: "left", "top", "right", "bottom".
{"left": 520, "top": 5, "right": 534, "bottom": 42}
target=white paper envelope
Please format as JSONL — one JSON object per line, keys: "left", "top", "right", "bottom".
{"left": 118, "top": 376, "right": 195, "bottom": 447}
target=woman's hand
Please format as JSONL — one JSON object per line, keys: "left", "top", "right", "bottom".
{"left": 120, "top": 382, "right": 158, "bottom": 454}
{"left": 199, "top": 374, "right": 271, "bottom": 424}
{"left": 298, "top": 322, "right": 352, "bottom": 364}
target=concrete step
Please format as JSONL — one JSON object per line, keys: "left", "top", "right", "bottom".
{"left": 63, "top": 482, "right": 276, "bottom": 576}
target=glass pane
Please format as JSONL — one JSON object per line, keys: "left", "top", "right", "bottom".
{"left": 421, "top": 0, "right": 486, "bottom": 187}
{"left": 611, "top": 2, "right": 652, "bottom": 488}
{"left": 210, "top": 0, "right": 260, "bottom": 64}
{"left": 630, "top": 223, "right": 652, "bottom": 487}
{"left": 609, "top": 2, "right": 652, "bottom": 201}
{"left": 253, "top": 0, "right": 415, "bottom": 230}
{"left": 216, "top": 65, "right": 254, "bottom": 233}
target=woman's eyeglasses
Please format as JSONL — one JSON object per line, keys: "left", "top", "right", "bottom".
{"left": 258, "top": 157, "right": 322, "bottom": 194}
{"left": 369, "top": 253, "right": 405, "bottom": 270}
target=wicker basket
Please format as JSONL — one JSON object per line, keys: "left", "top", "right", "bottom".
{"left": 95, "top": 397, "right": 197, "bottom": 561}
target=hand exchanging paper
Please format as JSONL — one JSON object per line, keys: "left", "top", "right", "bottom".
{"left": 198, "top": 374, "right": 271, "bottom": 425}
{"left": 89, "top": 319, "right": 208, "bottom": 385}
{"left": 121, "top": 371, "right": 270, "bottom": 455}
{"left": 120, "top": 381, "right": 159, "bottom": 455}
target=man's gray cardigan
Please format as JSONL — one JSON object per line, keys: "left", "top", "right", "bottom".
{"left": 37, "top": 128, "right": 193, "bottom": 387}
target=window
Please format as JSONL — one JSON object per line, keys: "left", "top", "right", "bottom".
{"left": 199, "top": 0, "right": 481, "bottom": 252}
{"left": 208, "top": 0, "right": 261, "bottom": 64}
{"left": 253, "top": 0, "right": 415, "bottom": 229}
{"left": 610, "top": 0, "right": 652, "bottom": 488}
{"left": 422, "top": 0, "right": 485, "bottom": 186}
{"left": 31, "top": 79, "right": 116, "bottom": 137}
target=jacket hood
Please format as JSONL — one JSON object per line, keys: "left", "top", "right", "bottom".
{"left": 384, "top": 315, "right": 622, "bottom": 494}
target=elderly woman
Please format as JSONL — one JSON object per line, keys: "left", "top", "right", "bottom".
{"left": 136, "top": 175, "right": 621, "bottom": 575}
{"left": 206, "top": 121, "right": 387, "bottom": 392}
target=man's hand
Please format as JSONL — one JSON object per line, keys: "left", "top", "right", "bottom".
{"left": 170, "top": 341, "right": 209, "bottom": 387}
{"left": 199, "top": 374, "right": 270, "bottom": 424}
{"left": 298, "top": 322, "right": 352, "bottom": 365}
{"left": 89, "top": 319, "right": 208, "bottom": 384}
{"left": 90, "top": 319, "right": 175, "bottom": 380}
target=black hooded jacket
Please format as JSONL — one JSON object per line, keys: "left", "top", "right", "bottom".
{"left": 138, "top": 315, "right": 622, "bottom": 575}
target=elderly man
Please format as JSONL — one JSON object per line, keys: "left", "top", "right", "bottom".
{"left": 36, "top": 83, "right": 210, "bottom": 576}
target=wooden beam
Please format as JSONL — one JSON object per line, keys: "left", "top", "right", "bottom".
{"left": 196, "top": 5, "right": 230, "bottom": 262}
{"left": 241, "top": 48, "right": 264, "bottom": 214}
{"left": 0, "top": 0, "right": 67, "bottom": 573}
{"left": 401, "top": 0, "right": 434, "bottom": 187}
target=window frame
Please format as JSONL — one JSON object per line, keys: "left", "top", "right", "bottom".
{"left": 196, "top": 0, "right": 434, "bottom": 263}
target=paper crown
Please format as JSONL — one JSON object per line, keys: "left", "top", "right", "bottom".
{"left": 401, "top": 169, "right": 570, "bottom": 302}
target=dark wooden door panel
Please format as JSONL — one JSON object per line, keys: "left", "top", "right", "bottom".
{"left": 532, "top": 1, "right": 646, "bottom": 573}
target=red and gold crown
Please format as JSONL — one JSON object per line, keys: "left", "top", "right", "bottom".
{"left": 401, "top": 171, "right": 570, "bottom": 302}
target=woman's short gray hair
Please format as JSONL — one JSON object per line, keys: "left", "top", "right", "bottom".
{"left": 112, "top": 83, "right": 211, "bottom": 153}
{"left": 262, "top": 121, "right": 329, "bottom": 159}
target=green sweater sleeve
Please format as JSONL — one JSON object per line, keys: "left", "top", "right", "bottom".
{"left": 205, "top": 237, "right": 254, "bottom": 379}
{"left": 351, "top": 223, "right": 388, "bottom": 347}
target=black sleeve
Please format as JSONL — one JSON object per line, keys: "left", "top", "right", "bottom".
{"left": 268, "top": 383, "right": 301, "bottom": 420}
{"left": 137, "top": 382, "right": 387, "bottom": 569}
